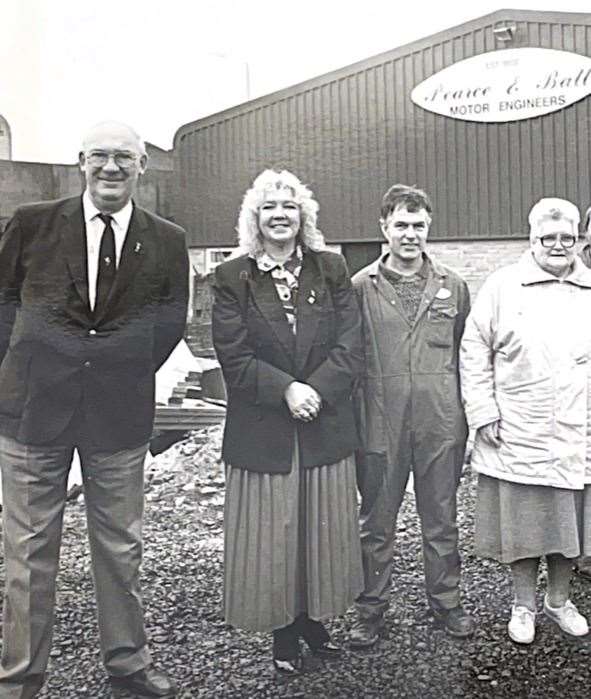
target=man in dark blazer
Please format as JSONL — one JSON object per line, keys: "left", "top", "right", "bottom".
{"left": 0, "top": 121, "right": 189, "bottom": 698}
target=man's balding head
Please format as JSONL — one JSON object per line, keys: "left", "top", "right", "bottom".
{"left": 81, "top": 121, "right": 147, "bottom": 157}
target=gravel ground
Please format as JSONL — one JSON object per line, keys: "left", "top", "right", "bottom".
{"left": 1, "top": 426, "right": 591, "bottom": 698}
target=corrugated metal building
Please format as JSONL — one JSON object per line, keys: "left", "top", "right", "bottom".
{"left": 173, "top": 8, "right": 591, "bottom": 277}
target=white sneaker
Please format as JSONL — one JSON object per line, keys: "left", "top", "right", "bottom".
{"left": 508, "top": 605, "right": 536, "bottom": 644}
{"left": 543, "top": 597, "right": 589, "bottom": 637}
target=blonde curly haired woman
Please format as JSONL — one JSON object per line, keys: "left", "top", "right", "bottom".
{"left": 212, "top": 169, "right": 364, "bottom": 674}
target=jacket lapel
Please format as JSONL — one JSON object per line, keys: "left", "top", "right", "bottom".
{"left": 294, "top": 253, "right": 325, "bottom": 373}
{"left": 247, "top": 261, "right": 295, "bottom": 357}
{"left": 61, "top": 197, "right": 90, "bottom": 311}
{"left": 93, "top": 205, "right": 148, "bottom": 324}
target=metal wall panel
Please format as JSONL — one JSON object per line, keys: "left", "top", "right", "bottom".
{"left": 173, "top": 10, "right": 591, "bottom": 247}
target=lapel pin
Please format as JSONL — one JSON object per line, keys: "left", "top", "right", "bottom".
{"left": 104, "top": 256, "right": 112, "bottom": 266}
{"left": 134, "top": 242, "right": 142, "bottom": 254}
{"left": 307, "top": 289, "right": 316, "bottom": 304}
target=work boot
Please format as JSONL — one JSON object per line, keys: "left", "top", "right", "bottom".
{"left": 349, "top": 615, "right": 385, "bottom": 649}
{"left": 109, "top": 665, "right": 177, "bottom": 697}
{"left": 432, "top": 605, "right": 475, "bottom": 638}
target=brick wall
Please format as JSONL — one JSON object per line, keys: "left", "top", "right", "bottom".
{"left": 427, "top": 239, "right": 530, "bottom": 298}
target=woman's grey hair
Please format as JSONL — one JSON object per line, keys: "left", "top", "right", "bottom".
{"left": 528, "top": 197, "right": 580, "bottom": 242}
{"left": 236, "top": 169, "right": 325, "bottom": 257}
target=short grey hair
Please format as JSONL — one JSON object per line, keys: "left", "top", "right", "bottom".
{"left": 236, "top": 169, "right": 325, "bottom": 257}
{"left": 528, "top": 197, "right": 580, "bottom": 242}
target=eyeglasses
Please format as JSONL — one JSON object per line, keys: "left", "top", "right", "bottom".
{"left": 537, "top": 233, "right": 577, "bottom": 249}
{"left": 85, "top": 151, "right": 139, "bottom": 168}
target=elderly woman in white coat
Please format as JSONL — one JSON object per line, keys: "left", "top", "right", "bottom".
{"left": 575, "top": 205, "right": 591, "bottom": 581}
{"left": 461, "top": 198, "right": 591, "bottom": 645}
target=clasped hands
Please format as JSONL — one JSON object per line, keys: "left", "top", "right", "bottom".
{"left": 284, "top": 381, "right": 322, "bottom": 422}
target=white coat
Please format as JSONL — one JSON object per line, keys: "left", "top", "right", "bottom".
{"left": 460, "top": 251, "right": 591, "bottom": 490}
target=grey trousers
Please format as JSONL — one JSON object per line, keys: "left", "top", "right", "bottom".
{"left": 0, "top": 434, "right": 151, "bottom": 698}
{"left": 356, "top": 442, "right": 465, "bottom": 620}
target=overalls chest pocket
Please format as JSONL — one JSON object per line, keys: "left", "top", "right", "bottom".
{"left": 426, "top": 302, "right": 457, "bottom": 348}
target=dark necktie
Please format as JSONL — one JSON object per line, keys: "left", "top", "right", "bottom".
{"left": 95, "top": 214, "right": 117, "bottom": 314}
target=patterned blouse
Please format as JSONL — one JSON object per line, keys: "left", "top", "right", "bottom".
{"left": 255, "top": 245, "right": 303, "bottom": 333}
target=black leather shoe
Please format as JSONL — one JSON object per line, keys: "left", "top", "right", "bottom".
{"left": 310, "top": 641, "right": 343, "bottom": 658}
{"left": 109, "top": 666, "right": 178, "bottom": 698}
{"left": 432, "top": 605, "right": 476, "bottom": 639}
{"left": 349, "top": 616, "right": 385, "bottom": 649}
{"left": 272, "top": 654, "right": 303, "bottom": 677}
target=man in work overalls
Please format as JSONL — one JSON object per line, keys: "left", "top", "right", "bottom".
{"left": 350, "top": 184, "right": 475, "bottom": 647}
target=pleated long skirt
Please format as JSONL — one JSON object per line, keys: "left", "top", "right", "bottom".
{"left": 223, "top": 443, "right": 363, "bottom": 632}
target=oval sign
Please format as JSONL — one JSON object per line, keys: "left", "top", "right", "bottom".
{"left": 411, "top": 48, "right": 591, "bottom": 123}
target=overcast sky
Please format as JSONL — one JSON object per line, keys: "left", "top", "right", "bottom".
{"left": 2, "top": 0, "right": 591, "bottom": 163}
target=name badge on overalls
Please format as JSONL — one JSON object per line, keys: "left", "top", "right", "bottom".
{"left": 435, "top": 287, "right": 451, "bottom": 300}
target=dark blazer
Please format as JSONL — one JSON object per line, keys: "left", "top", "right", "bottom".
{"left": 0, "top": 196, "right": 189, "bottom": 449}
{"left": 212, "top": 249, "right": 363, "bottom": 473}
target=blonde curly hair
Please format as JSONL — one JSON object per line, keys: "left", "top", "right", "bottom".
{"left": 236, "top": 169, "right": 325, "bottom": 257}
